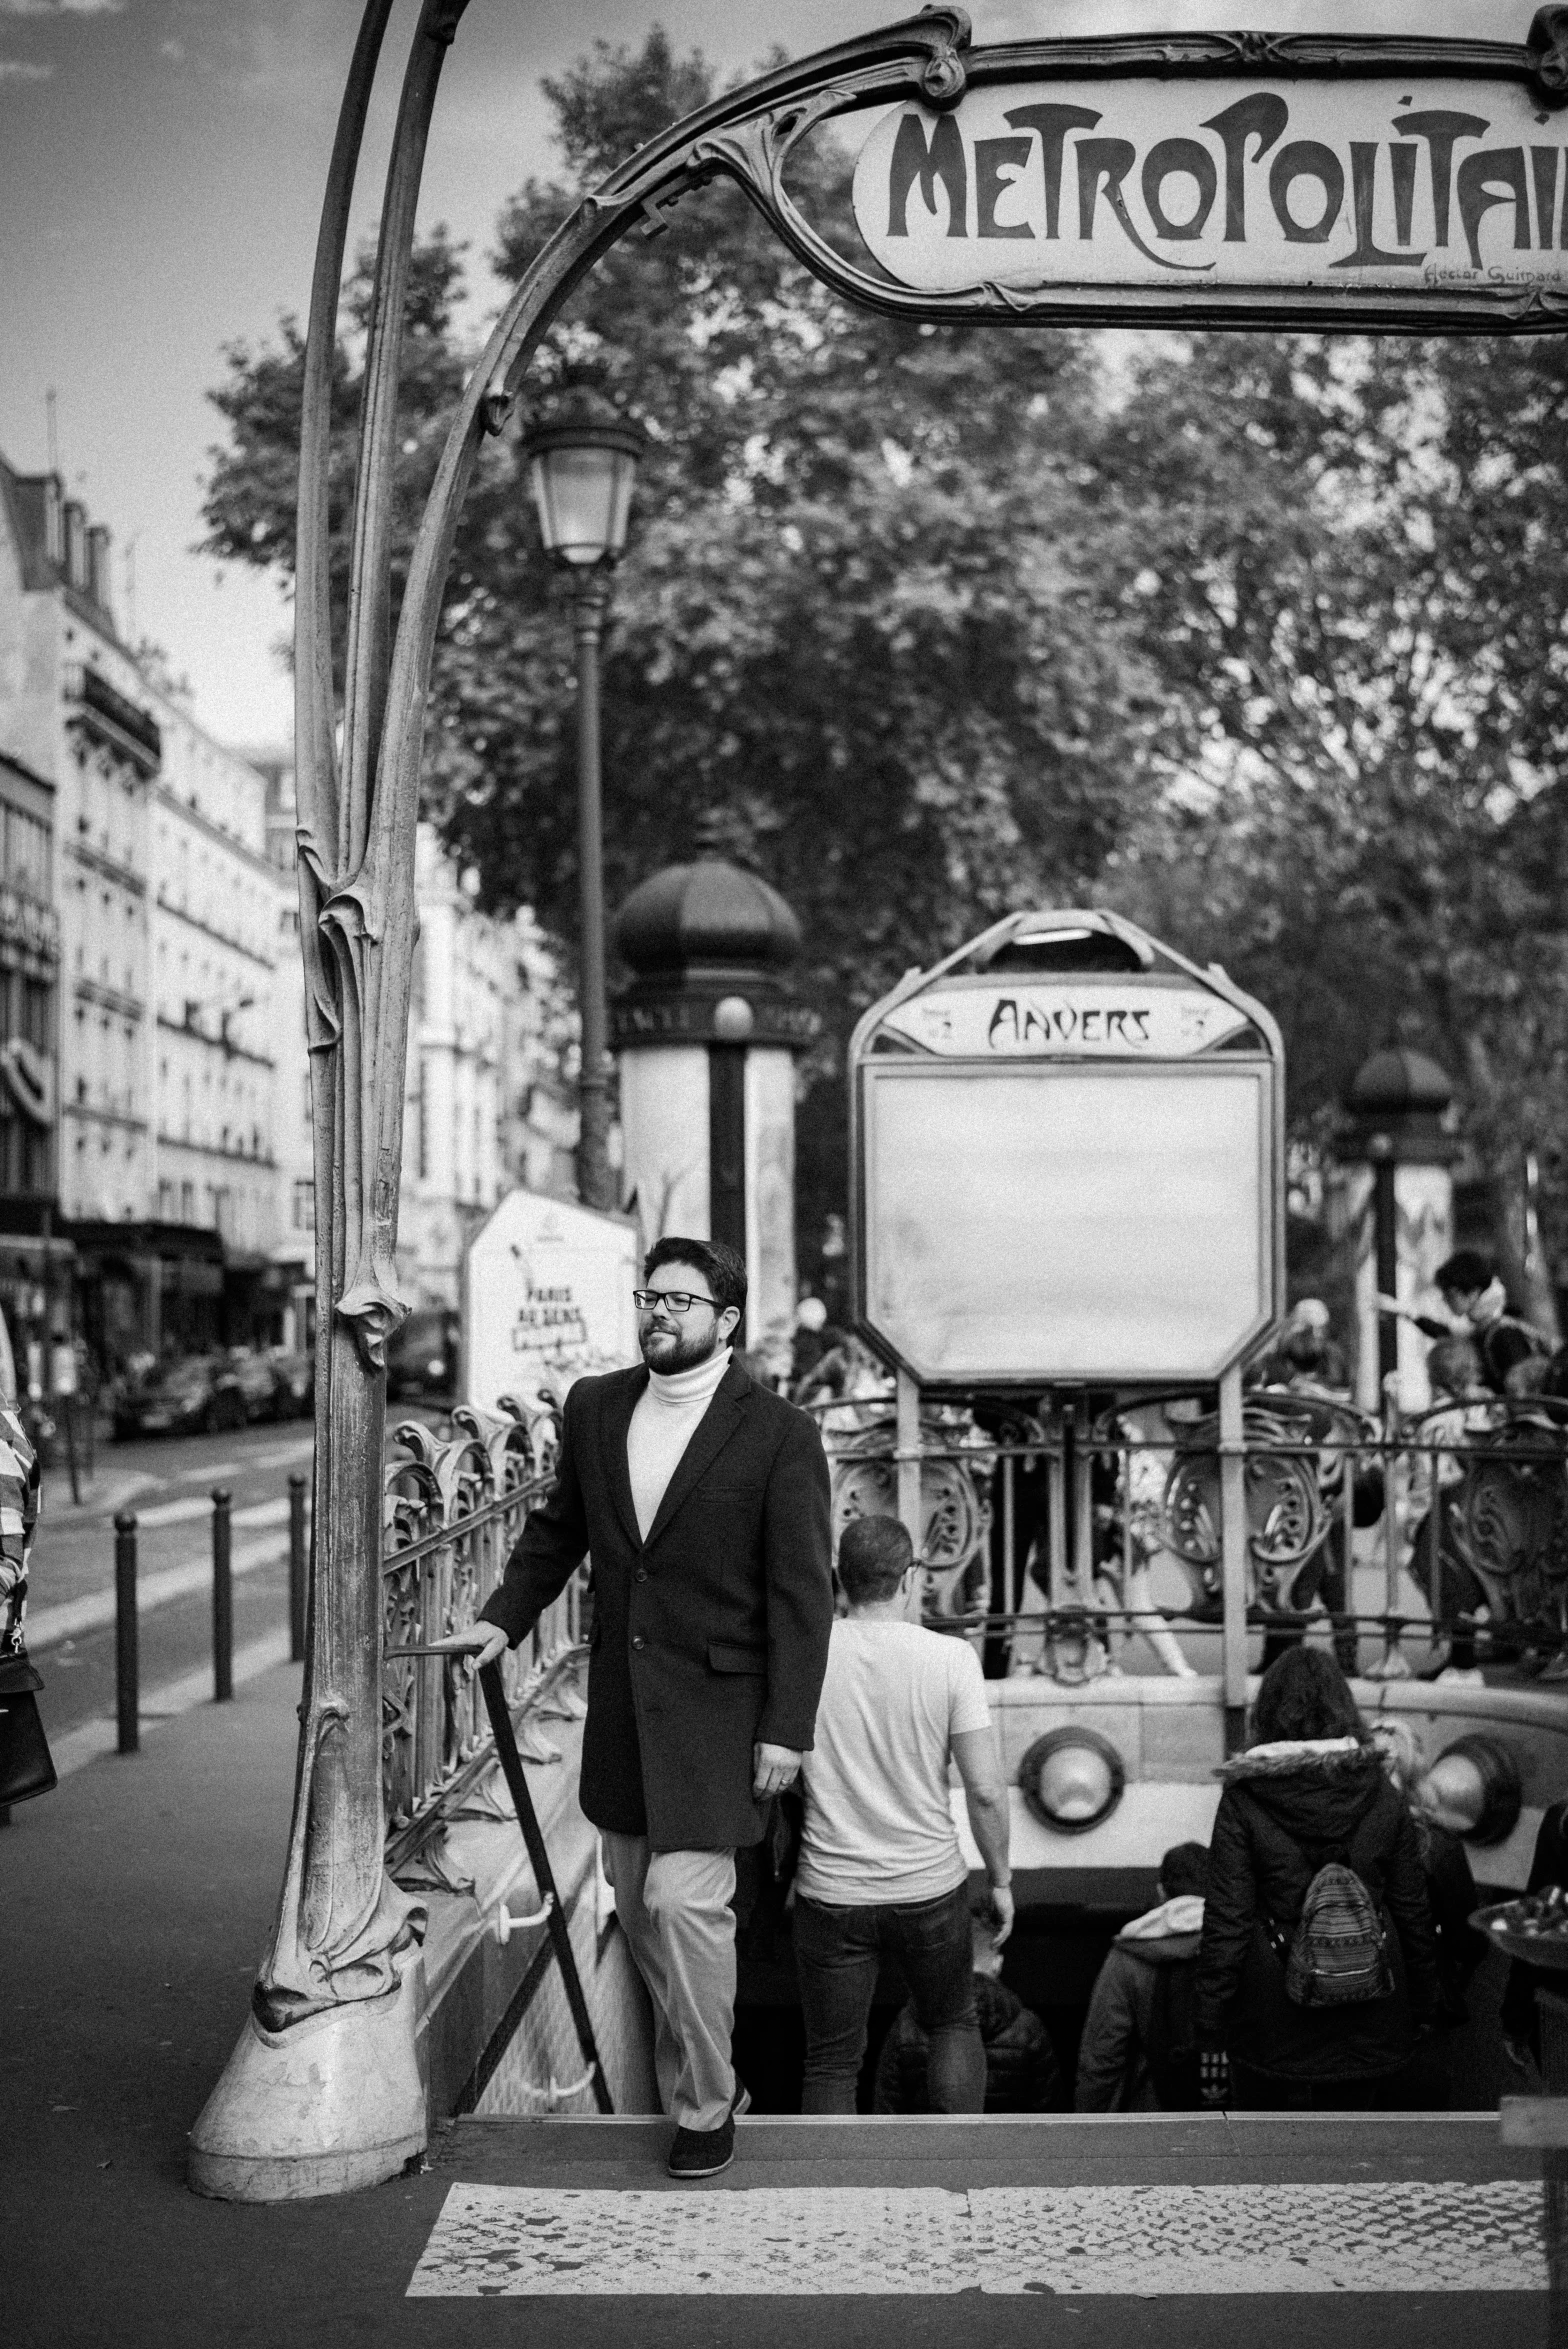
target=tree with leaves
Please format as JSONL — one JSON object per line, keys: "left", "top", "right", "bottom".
{"left": 202, "top": 29, "right": 1160, "bottom": 1276}
{"left": 1083, "top": 331, "right": 1568, "bottom": 1325}
{"left": 205, "top": 30, "right": 1568, "bottom": 1311}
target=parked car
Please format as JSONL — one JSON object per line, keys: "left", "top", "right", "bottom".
{"left": 387, "top": 1308, "right": 458, "bottom": 1403}
{"left": 113, "top": 1353, "right": 253, "bottom": 1440}
{"left": 224, "top": 1347, "right": 281, "bottom": 1424}
{"left": 268, "top": 1347, "right": 314, "bottom": 1420}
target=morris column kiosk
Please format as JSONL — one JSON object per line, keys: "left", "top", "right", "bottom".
{"left": 611, "top": 856, "right": 819, "bottom": 1360}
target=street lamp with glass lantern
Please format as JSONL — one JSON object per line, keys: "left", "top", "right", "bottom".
{"left": 523, "top": 404, "right": 642, "bottom": 1213}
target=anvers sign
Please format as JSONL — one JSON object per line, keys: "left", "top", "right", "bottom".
{"left": 850, "top": 74, "right": 1568, "bottom": 319}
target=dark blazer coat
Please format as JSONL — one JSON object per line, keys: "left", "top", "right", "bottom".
{"left": 478, "top": 1358, "right": 833, "bottom": 1852}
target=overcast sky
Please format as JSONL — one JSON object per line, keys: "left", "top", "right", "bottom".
{"left": 0, "top": 1, "right": 895, "bottom": 749}
{"left": 0, "top": 0, "right": 1521, "bottom": 749}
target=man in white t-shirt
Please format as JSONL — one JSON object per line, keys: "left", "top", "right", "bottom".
{"left": 794, "top": 1513, "right": 1013, "bottom": 2113}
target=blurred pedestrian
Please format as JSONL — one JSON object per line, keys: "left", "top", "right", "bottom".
{"left": 1075, "top": 1843, "right": 1210, "bottom": 2112}
{"left": 1407, "top": 1335, "right": 1490, "bottom": 1682}
{"left": 874, "top": 1911, "right": 1061, "bottom": 2114}
{"left": 790, "top": 1296, "right": 830, "bottom": 1390}
{"left": 1255, "top": 1299, "right": 1349, "bottom": 1395}
{"left": 1392, "top": 1254, "right": 1553, "bottom": 1398}
{"left": 1195, "top": 1649, "right": 1439, "bottom": 2110}
{"left": 1501, "top": 1802, "right": 1568, "bottom": 2075}
{"left": 0, "top": 1301, "right": 52, "bottom": 1810}
{"left": 794, "top": 1514, "right": 1012, "bottom": 2114}
{"left": 1369, "top": 1718, "right": 1480, "bottom": 2033}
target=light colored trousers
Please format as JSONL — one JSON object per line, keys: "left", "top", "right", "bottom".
{"left": 602, "top": 1832, "right": 737, "bottom": 2132}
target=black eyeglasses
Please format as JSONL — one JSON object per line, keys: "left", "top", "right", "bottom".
{"left": 632, "top": 1288, "right": 719, "bottom": 1315}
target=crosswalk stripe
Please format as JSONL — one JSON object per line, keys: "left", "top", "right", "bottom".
{"left": 407, "top": 2179, "right": 1544, "bottom": 2297}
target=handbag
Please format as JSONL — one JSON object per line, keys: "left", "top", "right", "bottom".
{"left": 0, "top": 1654, "right": 58, "bottom": 1806}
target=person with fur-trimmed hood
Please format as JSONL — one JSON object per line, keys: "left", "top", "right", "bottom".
{"left": 1195, "top": 1650, "right": 1440, "bottom": 2109}
{"left": 1075, "top": 1842, "right": 1211, "bottom": 2112}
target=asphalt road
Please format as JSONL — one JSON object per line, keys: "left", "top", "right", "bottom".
{"left": 24, "top": 1407, "right": 445, "bottom": 1751}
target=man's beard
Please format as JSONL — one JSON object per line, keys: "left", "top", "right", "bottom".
{"left": 639, "top": 1317, "right": 725, "bottom": 1373}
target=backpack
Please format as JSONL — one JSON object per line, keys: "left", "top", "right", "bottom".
{"left": 1144, "top": 1958, "right": 1203, "bottom": 2108}
{"left": 1281, "top": 1859, "right": 1393, "bottom": 2008}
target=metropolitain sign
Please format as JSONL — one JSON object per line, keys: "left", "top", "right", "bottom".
{"left": 850, "top": 74, "right": 1568, "bottom": 323}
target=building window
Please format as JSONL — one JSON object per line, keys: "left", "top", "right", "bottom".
{"left": 180, "top": 1181, "right": 195, "bottom": 1222}
{"left": 292, "top": 1179, "right": 315, "bottom": 1233}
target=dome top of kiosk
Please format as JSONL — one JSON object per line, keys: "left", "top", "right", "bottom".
{"left": 614, "top": 857, "right": 801, "bottom": 978}
{"left": 1346, "top": 1047, "right": 1453, "bottom": 1118}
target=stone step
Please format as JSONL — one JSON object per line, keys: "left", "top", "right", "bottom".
{"left": 410, "top": 2113, "right": 1546, "bottom": 2300}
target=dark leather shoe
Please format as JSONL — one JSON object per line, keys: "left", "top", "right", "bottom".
{"left": 667, "top": 2117, "right": 735, "bottom": 2178}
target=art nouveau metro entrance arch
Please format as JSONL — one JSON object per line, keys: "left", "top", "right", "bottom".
{"left": 188, "top": 1, "right": 1568, "bottom": 2199}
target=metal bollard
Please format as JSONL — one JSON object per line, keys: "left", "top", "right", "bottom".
{"left": 287, "top": 1472, "right": 307, "bottom": 1664}
{"left": 114, "top": 1511, "right": 139, "bottom": 1754}
{"left": 212, "top": 1488, "right": 233, "bottom": 1702}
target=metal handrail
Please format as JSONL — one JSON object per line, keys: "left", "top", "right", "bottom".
{"left": 379, "top": 1399, "right": 586, "bottom": 1867}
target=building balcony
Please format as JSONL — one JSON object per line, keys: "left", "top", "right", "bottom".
{"left": 63, "top": 663, "right": 162, "bottom": 778}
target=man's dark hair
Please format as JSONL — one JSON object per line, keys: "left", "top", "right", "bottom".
{"left": 1158, "top": 1842, "right": 1211, "bottom": 1900}
{"left": 1251, "top": 1647, "right": 1366, "bottom": 1747}
{"left": 1435, "top": 1249, "right": 1493, "bottom": 1297}
{"left": 643, "top": 1235, "right": 747, "bottom": 1318}
{"left": 837, "top": 1513, "right": 914, "bottom": 1604}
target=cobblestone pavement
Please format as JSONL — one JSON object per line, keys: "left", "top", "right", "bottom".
{"left": 409, "top": 2176, "right": 1544, "bottom": 2298}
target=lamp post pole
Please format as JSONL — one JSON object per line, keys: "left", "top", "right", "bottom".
{"left": 521, "top": 404, "right": 641, "bottom": 1215}
{"left": 571, "top": 571, "right": 613, "bottom": 1213}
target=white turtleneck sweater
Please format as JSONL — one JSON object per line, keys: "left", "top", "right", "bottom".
{"left": 626, "top": 1346, "right": 732, "bottom": 1540}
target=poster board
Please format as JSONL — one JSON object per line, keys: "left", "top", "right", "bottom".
{"left": 462, "top": 1190, "right": 639, "bottom": 1412}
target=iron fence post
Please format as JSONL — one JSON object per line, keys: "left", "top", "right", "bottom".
{"left": 287, "top": 1472, "right": 307, "bottom": 1663}
{"left": 114, "top": 1510, "right": 138, "bottom": 1754}
{"left": 212, "top": 1488, "right": 233, "bottom": 1702}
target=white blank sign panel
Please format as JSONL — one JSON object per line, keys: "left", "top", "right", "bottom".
{"left": 863, "top": 1064, "right": 1270, "bottom": 1382}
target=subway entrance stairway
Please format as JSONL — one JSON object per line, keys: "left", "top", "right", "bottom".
{"left": 4, "top": 1655, "right": 1562, "bottom": 2349}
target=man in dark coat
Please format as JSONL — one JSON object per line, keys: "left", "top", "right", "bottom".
{"left": 437, "top": 1237, "right": 833, "bottom": 2178}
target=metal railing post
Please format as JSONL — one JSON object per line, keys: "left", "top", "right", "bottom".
{"left": 114, "top": 1510, "right": 139, "bottom": 1754}
{"left": 1218, "top": 1366, "right": 1249, "bottom": 1751}
{"left": 287, "top": 1472, "right": 307, "bottom": 1663}
{"left": 212, "top": 1488, "right": 233, "bottom": 1702}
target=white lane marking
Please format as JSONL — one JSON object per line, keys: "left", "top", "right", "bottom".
{"left": 406, "top": 2180, "right": 1544, "bottom": 2298}
{"left": 135, "top": 1497, "right": 212, "bottom": 1529}
{"left": 45, "top": 1630, "right": 294, "bottom": 1780}
{"left": 26, "top": 1531, "right": 291, "bottom": 1650}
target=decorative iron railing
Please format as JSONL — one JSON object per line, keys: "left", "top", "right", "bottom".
{"left": 380, "top": 1399, "right": 587, "bottom": 1880}
{"left": 817, "top": 1385, "right": 1568, "bottom": 1684}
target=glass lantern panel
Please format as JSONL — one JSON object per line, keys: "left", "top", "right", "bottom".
{"left": 529, "top": 446, "right": 628, "bottom": 566}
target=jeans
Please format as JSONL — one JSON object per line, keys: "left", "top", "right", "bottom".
{"left": 794, "top": 1881, "right": 984, "bottom": 2115}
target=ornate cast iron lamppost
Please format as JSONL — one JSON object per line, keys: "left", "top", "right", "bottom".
{"left": 524, "top": 405, "right": 642, "bottom": 1214}
{"left": 185, "top": 0, "right": 974, "bottom": 2205}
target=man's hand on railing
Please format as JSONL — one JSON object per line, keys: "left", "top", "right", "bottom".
{"left": 425, "top": 1622, "right": 510, "bottom": 1678}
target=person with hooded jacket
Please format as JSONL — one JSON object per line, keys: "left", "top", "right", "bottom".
{"left": 1075, "top": 1842, "right": 1210, "bottom": 2112}
{"left": 1195, "top": 1649, "right": 1440, "bottom": 2109}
